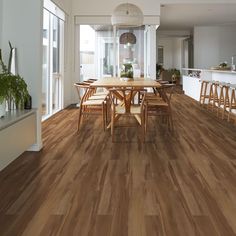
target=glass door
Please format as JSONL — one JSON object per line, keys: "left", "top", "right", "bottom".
{"left": 42, "top": 9, "right": 50, "bottom": 117}
{"left": 42, "top": 3, "right": 64, "bottom": 120}
{"left": 52, "top": 15, "right": 63, "bottom": 113}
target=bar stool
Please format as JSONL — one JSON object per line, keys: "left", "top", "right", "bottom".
{"left": 208, "top": 81, "right": 220, "bottom": 111}
{"left": 228, "top": 84, "right": 236, "bottom": 123}
{"left": 217, "top": 82, "right": 230, "bottom": 119}
{"left": 199, "top": 80, "right": 210, "bottom": 106}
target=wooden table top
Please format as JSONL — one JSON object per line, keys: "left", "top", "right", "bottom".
{"left": 91, "top": 77, "right": 161, "bottom": 88}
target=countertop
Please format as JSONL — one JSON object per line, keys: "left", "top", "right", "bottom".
{"left": 0, "top": 109, "right": 36, "bottom": 131}
{"left": 182, "top": 68, "right": 236, "bottom": 74}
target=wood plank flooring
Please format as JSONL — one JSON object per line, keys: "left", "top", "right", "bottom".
{"left": 0, "top": 93, "right": 236, "bottom": 236}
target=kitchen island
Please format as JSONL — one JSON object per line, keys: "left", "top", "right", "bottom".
{"left": 182, "top": 68, "right": 236, "bottom": 101}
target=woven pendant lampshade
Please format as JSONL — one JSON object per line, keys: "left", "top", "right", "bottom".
{"left": 120, "top": 32, "right": 136, "bottom": 44}
{"left": 111, "top": 3, "right": 144, "bottom": 27}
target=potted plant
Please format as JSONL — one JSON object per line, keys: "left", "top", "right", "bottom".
{"left": 0, "top": 49, "right": 29, "bottom": 115}
{"left": 168, "top": 68, "right": 181, "bottom": 84}
{"left": 120, "top": 63, "right": 133, "bottom": 80}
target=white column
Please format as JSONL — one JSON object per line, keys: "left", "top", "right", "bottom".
{"left": 149, "top": 25, "right": 157, "bottom": 80}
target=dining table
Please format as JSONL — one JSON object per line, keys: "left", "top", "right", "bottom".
{"left": 91, "top": 77, "right": 161, "bottom": 89}
{"left": 90, "top": 77, "right": 162, "bottom": 128}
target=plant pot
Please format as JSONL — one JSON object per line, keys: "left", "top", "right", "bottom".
{"left": 0, "top": 100, "right": 6, "bottom": 118}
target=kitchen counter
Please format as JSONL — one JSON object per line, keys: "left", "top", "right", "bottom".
{"left": 182, "top": 68, "right": 236, "bottom": 101}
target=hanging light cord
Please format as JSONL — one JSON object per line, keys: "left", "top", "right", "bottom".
{"left": 126, "top": 1, "right": 129, "bottom": 15}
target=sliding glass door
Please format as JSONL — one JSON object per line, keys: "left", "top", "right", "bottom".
{"left": 42, "top": 2, "right": 64, "bottom": 120}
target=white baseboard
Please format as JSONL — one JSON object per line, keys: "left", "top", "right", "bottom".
{"left": 27, "top": 142, "right": 43, "bottom": 152}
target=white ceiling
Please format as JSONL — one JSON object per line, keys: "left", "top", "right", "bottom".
{"left": 159, "top": 3, "right": 236, "bottom": 30}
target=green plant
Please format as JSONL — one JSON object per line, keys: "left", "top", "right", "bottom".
{"left": 219, "top": 62, "right": 228, "bottom": 68}
{"left": 0, "top": 52, "right": 9, "bottom": 104}
{"left": 168, "top": 68, "right": 181, "bottom": 77}
{"left": 167, "top": 68, "right": 181, "bottom": 84}
{"left": 0, "top": 74, "right": 8, "bottom": 104}
{"left": 0, "top": 49, "right": 29, "bottom": 109}
{"left": 120, "top": 63, "right": 133, "bottom": 79}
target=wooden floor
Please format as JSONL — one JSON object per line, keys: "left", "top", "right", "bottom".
{"left": 1, "top": 93, "right": 236, "bottom": 236}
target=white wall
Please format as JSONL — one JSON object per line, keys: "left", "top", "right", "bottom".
{"left": 1, "top": 0, "right": 72, "bottom": 151}
{"left": 0, "top": 0, "right": 3, "bottom": 48}
{"left": 173, "top": 38, "right": 182, "bottom": 69}
{"left": 52, "top": 0, "right": 71, "bottom": 14}
{"left": 194, "top": 26, "right": 219, "bottom": 69}
{"left": 2, "top": 0, "right": 43, "bottom": 150}
{"left": 63, "top": 13, "right": 74, "bottom": 107}
{"left": 158, "top": 37, "right": 182, "bottom": 70}
{"left": 194, "top": 25, "right": 236, "bottom": 69}
{"left": 72, "top": 0, "right": 160, "bottom": 16}
{"left": 158, "top": 38, "right": 173, "bottom": 69}
{"left": 219, "top": 26, "right": 236, "bottom": 65}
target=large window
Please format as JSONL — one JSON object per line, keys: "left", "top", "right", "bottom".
{"left": 80, "top": 25, "right": 114, "bottom": 80}
{"left": 79, "top": 25, "right": 152, "bottom": 81}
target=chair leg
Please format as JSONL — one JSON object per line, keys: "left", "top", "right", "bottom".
{"left": 228, "top": 89, "right": 234, "bottom": 122}
{"left": 102, "top": 103, "right": 105, "bottom": 131}
{"left": 105, "top": 101, "right": 108, "bottom": 126}
{"left": 208, "top": 84, "right": 213, "bottom": 110}
{"left": 77, "top": 105, "right": 83, "bottom": 132}
{"left": 111, "top": 112, "right": 115, "bottom": 142}
{"left": 145, "top": 106, "right": 148, "bottom": 133}
{"left": 141, "top": 111, "right": 145, "bottom": 142}
{"left": 169, "top": 107, "right": 174, "bottom": 131}
{"left": 217, "top": 87, "right": 223, "bottom": 117}
{"left": 223, "top": 88, "right": 229, "bottom": 120}
{"left": 105, "top": 102, "right": 108, "bottom": 128}
{"left": 202, "top": 82, "right": 208, "bottom": 106}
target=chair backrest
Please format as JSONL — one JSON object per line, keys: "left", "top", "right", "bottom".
{"left": 160, "top": 70, "right": 173, "bottom": 82}
{"left": 109, "top": 88, "right": 146, "bottom": 113}
{"left": 74, "top": 82, "right": 95, "bottom": 103}
{"left": 156, "top": 84, "right": 175, "bottom": 104}
{"left": 83, "top": 78, "right": 97, "bottom": 84}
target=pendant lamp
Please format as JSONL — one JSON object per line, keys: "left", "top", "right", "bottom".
{"left": 119, "top": 32, "right": 136, "bottom": 44}
{"left": 111, "top": 3, "right": 144, "bottom": 27}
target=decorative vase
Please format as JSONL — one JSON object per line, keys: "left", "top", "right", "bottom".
{"left": 0, "top": 100, "right": 6, "bottom": 118}
{"left": 24, "top": 95, "right": 32, "bottom": 110}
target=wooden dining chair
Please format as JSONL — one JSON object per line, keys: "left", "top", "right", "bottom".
{"left": 145, "top": 84, "right": 174, "bottom": 132}
{"left": 109, "top": 88, "right": 147, "bottom": 142}
{"left": 74, "top": 83, "right": 108, "bottom": 132}
{"left": 83, "top": 79, "right": 109, "bottom": 97}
